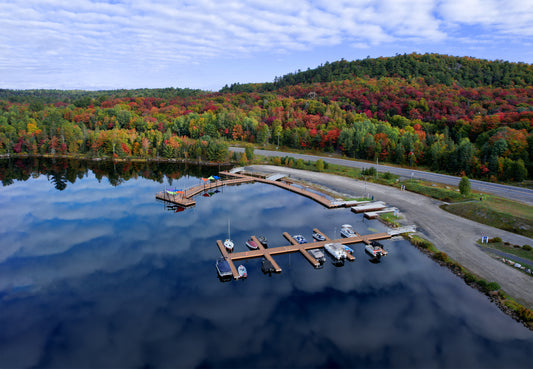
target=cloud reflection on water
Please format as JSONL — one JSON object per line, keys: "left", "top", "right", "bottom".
{"left": 0, "top": 174, "right": 532, "bottom": 368}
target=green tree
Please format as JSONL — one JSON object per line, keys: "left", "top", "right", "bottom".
{"left": 315, "top": 159, "right": 324, "bottom": 171}
{"left": 244, "top": 144, "right": 254, "bottom": 161}
{"left": 459, "top": 176, "right": 471, "bottom": 196}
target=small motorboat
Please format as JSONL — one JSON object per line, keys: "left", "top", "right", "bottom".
{"left": 343, "top": 245, "right": 354, "bottom": 254}
{"left": 365, "top": 240, "right": 385, "bottom": 258}
{"left": 312, "top": 231, "right": 326, "bottom": 241}
{"left": 309, "top": 248, "right": 326, "bottom": 264}
{"left": 257, "top": 235, "right": 268, "bottom": 247}
{"left": 216, "top": 258, "right": 233, "bottom": 278}
{"left": 238, "top": 264, "right": 247, "bottom": 278}
{"left": 324, "top": 243, "right": 347, "bottom": 260}
{"left": 292, "top": 235, "right": 307, "bottom": 244}
{"left": 223, "top": 239, "right": 234, "bottom": 251}
{"left": 261, "top": 258, "right": 276, "bottom": 274}
{"left": 246, "top": 239, "right": 259, "bottom": 250}
{"left": 340, "top": 224, "right": 357, "bottom": 238}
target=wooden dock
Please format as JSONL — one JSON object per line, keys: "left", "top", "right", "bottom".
{"left": 157, "top": 170, "right": 350, "bottom": 209}
{"left": 155, "top": 176, "right": 254, "bottom": 207}
{"left": 219, "top": 171, "right": 339, "bottom": 208}
{"left": 217, "top": 229, "right": 391, "bottom": 279}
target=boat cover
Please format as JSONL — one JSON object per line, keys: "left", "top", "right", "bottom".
{"left": 217, "top": 258, "right": 232, "bottom": 275}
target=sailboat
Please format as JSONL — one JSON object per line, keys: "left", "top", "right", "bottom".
{"left": 223, "top": 218, "right": 234, "bottom": 251}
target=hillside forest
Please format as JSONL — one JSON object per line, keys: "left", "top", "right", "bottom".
{"left": 1, "top": 53, "right": 532, "bottom": 182}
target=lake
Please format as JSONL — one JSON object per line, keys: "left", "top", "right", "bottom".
{"left": 1, "top": 159, "right": 532, "bottom": 368}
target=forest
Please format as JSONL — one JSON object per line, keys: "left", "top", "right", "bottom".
{"left": 0, "top": 53, "right": 532, "bottom": 181}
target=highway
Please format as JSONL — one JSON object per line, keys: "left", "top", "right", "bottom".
{"left": 230, "top": 147, "right": 533, "bottom": 205}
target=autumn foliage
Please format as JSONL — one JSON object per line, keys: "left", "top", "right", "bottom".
{"left": 0, "top": 54, "right": 531, "bottom": 181}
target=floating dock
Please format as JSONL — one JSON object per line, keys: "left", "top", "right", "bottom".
{"left": 364, "top": 207, "right": 397, "bottom": 219}
{"left": 216, "top": 228, "right": 391, "bottom": 279}
{"left": 351, "top": 201, "right": 387, "bottom": 213}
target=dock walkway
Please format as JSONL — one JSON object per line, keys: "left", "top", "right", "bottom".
{"left": 218, "top": 228, "right": 391, "bottom": 279}
{"left": 155, "top": 176, "right": 254, "bottom": 207}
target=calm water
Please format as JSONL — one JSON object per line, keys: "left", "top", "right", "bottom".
{"left": 1, "top": 160, "right": 532, "bottom": 368}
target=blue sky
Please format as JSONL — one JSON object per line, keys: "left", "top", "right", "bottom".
{"left": 1, "top": 0, "right": 532, "bottom": 91}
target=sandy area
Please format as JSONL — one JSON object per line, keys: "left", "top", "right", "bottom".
{"left": 246, "top": 165, "right": 533, "bottom": 308}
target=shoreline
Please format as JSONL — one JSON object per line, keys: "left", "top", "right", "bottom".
{"left": 244, "top": 164, "right": 533, "bottom": 329}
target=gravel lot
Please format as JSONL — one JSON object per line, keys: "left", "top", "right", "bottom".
{"left": 246, "top": 165, "right": 533, "bottom": 308}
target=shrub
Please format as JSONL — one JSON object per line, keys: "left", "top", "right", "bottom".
{"left": 464, "top": 273, "right": 477, "bottom": 283}
{"left": 295, "top": 159, "right": 304, "bottom": 169}
{"left": 315, "top": 159, "right": 324, "bottom": 172}
{"left": 434, "top": 251, "right": 449, "bottom": 263}
{"left": 489, "top": 237, "right": 502, "bottom": 243}
{"left": 486, "top": 282, "right": 501, "bottom": 291}
{"left": 361, "top": 167, "right": 377, "bottom": 176}
{"left": 518, "top": 307, "right": 533, "bottom": 322}
{"left": 459, "top": 176, "right": 471, "bottom": 196}
{"left": 382, "top": 171, "right": 393, "bottom": 180}
{"left": 523, "top": 245, "right": 532, "bottom": 251}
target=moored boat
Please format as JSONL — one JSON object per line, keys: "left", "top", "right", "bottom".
{"left": 238, "top": 264, "right": 247, "bottom": 278}
{"left": 292, "top": 234, "right": 307, "bottom": 244}
{"left": 223, "top": 239, "right": 234, "bottom": 251}
{"left": 343, "top": 245, "right": 354, "bottom": 254}
{"left": 257, "top": 235, "right": 268, "bottom": 247}
{"left": 312, "top": 231, "right": 326, "bottom": 241}
{"left": 246, "top": 238, "right": 259, "bottom": 249}
{"left": 340, "top": 224, "right": 357, "bottom": 238}
{"left": 261, "top": 258, "right": 276, "bottom": 273}
{"left": 365, "top": 240, "right": 385, "bottom": 258}
{"left": 224, "top": 218, "right": 234, "bottom": 251}
{"left": 324, "top": 243, "right": 347, "bottom": 260}
{"left": 216, "top": 258, "right": 233, "bottom": 278}
{"left": 309, "top": 248, "right": 326, "bottom": 263}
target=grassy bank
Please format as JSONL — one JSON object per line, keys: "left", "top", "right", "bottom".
{"left": 407, "top": 235, "right": 533, "bottom": 329}
{"left": 442, "top": 197, "right": 533, "bottom": 238}
{"left": 478, "top": 238, "right": 533, "bottom": 266}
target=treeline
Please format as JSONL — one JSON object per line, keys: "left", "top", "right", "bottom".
{"left": 0, "top": 87, "right": 207, "bottom": 105}
{"left": 1, "top": 54, "right": 532, "bottom": 182}
{"left": 220, "top": 53, "right": 533, "bottom": 93}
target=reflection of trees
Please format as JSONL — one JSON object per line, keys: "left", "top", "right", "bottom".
{"left": 49, "top": 172, "right": 67, "bottom": 191}
{"left": 0, "top": 158, "right": 231, "bottom": 190}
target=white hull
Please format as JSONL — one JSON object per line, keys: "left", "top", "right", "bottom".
{"left": 324, "top": 243, "right": 347, "bottom": 260}
{"left": 340, "top": 224, "right": 356, "bottom": 238}
{"left": 224, "top": 239, "right": 234, "bottom": 251}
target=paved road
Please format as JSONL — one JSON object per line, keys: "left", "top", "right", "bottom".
{"left": 245, "top": 165, "right": 533, "bottom": 308}
{"left": 231, "top": 147, "right": 533, "bottom": 205}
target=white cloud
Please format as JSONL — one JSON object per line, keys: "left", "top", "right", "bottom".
{"left": 0, "top": 0, "right": 530, "bottom": 89}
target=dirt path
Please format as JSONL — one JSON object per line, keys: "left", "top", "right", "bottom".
{"left": 247, "top": 165, "right": 533, "bottom": 308}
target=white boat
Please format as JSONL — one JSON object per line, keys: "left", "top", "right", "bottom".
{"left": 324, "top": 243, "right": 347, "bottom": 260}
{"left": 292, "top": 235, "right": 307, "bottom": 244}
{"left": 309, "top": 248, "right": 326, "bottom": 263}
{"left": 340, "top": 224, "right": 357, "bottom": 238}
{"left": 238, "top": 264, "right": 247, "bottom": 278}
{"left": 312, "top": 231, "right": 326, "bottom": 241}
{"left": 224, "top": 218, "right": 234, "bottom": 251}
{"left": 365, "top": 241, "right": 384, "bottom": 258}
{"left": 223, "top": 239, "right": 234, "bottom": 251}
